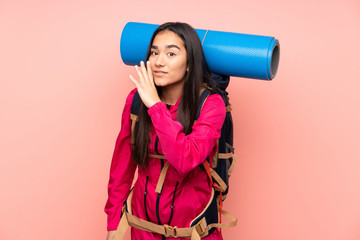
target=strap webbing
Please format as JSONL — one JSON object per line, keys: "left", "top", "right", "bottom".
{"left": 114, "top": 189, "right": 237, "bottom": 240}
{"left": 209, "top": 168, "right": 227, "bottom": 192}
{"left": 212, "top": 139, "right": 219, "bottom": 168}
{"left": 155, "top": 162, "right": 169, "bottom": 194}
{"left": 217, "top": 152, "right": 234, "bottom": 159}
{"left": 113, "top": 206, "right": 129, "bottom": 240}
{"left": 228, "top": 153, "right": 237, "bottom": 177}
{"left": 125, "top": 210, "right": 204, "bottom": 239}
{"left": 202, "top": 161, "right": 225, "bottom": 226}
{"left": 207, "top": 209, "right": 237, "bottom": 229}
{"left": 130, "top": 114, "right": 138, "bottom": 145}
{"left": 202, "top": 161, "right": 227, "bottom": 193}
{"left": 226, "top": 105, "right": 232, "bottom": 112}
{"left": 115, "top": 190, "right": 207, "bottom": 239}
{"left": 148, "top": 153, "right": 167, "bottom": 159}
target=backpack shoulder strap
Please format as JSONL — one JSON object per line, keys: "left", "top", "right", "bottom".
{"left": 131, "top": 90, "right": 141, "bottom": 116}
{"left": 130, "top": 90, "right": 141, "bottom": 144}
{"left": 195, "top": 88, "right": 211, "bottom": 121}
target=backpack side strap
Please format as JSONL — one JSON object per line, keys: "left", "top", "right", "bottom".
{"left": 228, "top": 153, "right": 237, "bottom": 177}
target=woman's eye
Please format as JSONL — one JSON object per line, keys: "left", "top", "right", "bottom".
{"left": 168, "top": 52, "right": 175, "bottom": 56}
{"left": 150, "top": 51, "right": 158, "bottom": 55}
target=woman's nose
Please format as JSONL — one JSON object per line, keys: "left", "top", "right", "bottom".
{"left": 155, "top": 54, "right": 165, "bottom": 67}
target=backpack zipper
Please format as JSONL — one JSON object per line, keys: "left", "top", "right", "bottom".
{"left": 168, "top": 181, "right": 179, "bottom": 225}
{"left": 144, "top": 176, "right": 150, "bottom": 222}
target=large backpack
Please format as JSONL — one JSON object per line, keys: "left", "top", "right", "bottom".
{"left": 196, "top": 73, "right": 236, "bottom": 215}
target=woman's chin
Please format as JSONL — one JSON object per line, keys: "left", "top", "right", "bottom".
{"left": 154, "top": 79, "right": 166, "bottom": 87}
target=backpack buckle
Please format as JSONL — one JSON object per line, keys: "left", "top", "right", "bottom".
{"left": 195, "top": 220, "right": 206, "bottom": 236}
{"left": 164, "top": 224, "right": 177, "bottom": 238}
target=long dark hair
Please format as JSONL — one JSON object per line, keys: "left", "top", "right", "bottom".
{"left": 133, "top": 22, "right": 216, "bottom": 166}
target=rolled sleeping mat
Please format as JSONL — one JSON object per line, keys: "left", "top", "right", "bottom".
{"left": 120, "top": 22, "right": 280, "bottom": 80}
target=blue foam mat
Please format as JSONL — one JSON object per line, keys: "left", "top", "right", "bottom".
{"left": 120, "top": 22, "right": 280, "bottom": 80}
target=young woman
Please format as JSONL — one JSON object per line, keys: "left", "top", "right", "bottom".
{"left": 105, "top": 22, "right": 226, "bottom": 239}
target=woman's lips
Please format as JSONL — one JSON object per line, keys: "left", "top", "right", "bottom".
{"left": 153, "top": 71, "right": 167, "bottom": 77}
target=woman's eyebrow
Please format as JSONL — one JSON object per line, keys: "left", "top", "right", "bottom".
{"left": 166, "top": 44, "right": 180, "bottom": 50}
{"left": 151, "top": 44, "right": 181, "bottom": 50}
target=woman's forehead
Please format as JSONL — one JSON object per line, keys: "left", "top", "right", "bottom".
{"left": 152, "top": 30, "right": 185, "bottom": 49}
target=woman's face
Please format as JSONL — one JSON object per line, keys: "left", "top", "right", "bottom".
{"left": 148, "top": 30, "right": 188, "bottom": 91}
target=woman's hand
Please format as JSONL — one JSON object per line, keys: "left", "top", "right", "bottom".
{"left": 129, "top": 61, "right": 161, "bottom": 108}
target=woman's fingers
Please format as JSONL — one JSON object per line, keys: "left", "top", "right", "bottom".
{"left": 134, "top": 65, "right": 143, "bottom": 83}
{"left": 129, "top": 61, "right": 160, "bottom": 108}
{"left": 140, "top": 61, "right": 149, "bottom": 83}
{"left": 146, "top": 61, "right": 154, "bottom": 84}
{"left": 134, "top": 61, "right": 152, "bottom": 85}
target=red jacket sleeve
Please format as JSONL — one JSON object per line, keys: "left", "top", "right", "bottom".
{"left": 104, "top": 88, "right": 137, "bottom": 231}
{"left": 147, "top": 94, "right": 226, "bottom": 175}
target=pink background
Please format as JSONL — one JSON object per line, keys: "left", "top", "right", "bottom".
{"left": 1, "top": 0, "right": 360, "bottom": 239}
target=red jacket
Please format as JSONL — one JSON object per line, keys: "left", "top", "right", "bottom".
{"left": 105, "top": 88, "right": 226, "bottom": 239}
